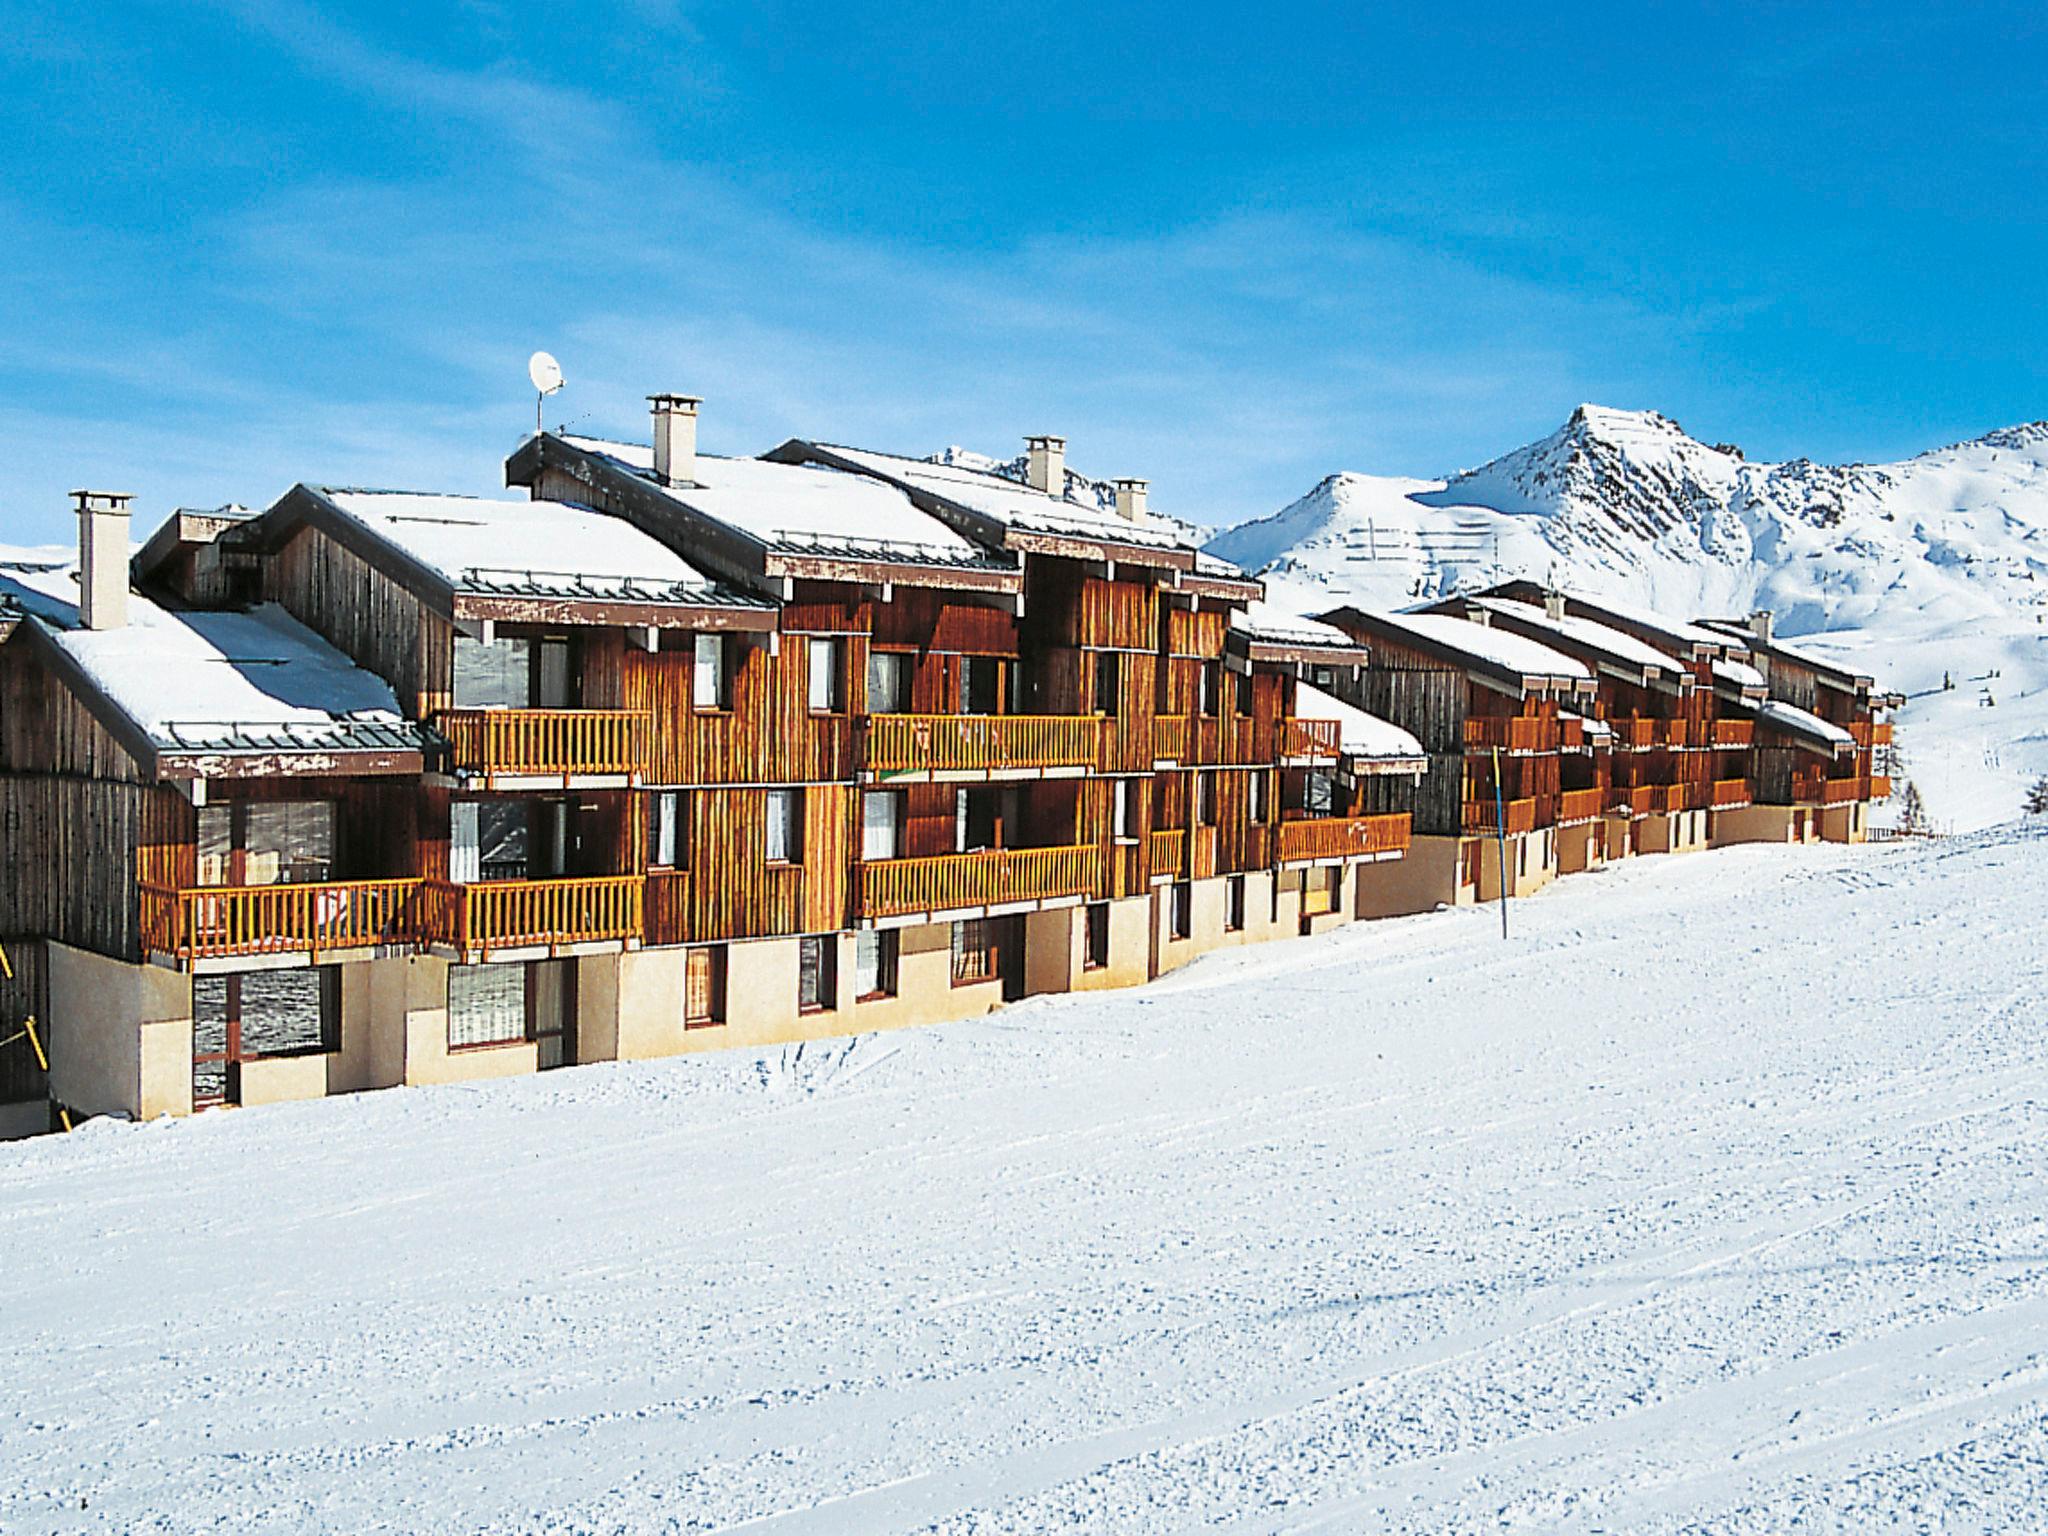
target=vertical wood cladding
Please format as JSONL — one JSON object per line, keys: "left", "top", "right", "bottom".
{"left": 0, "top": 640, "right": 149, "bottom": 781}
{"left": 266, "top": 524, "right": 454, "bottom": 721}
{"left": 0, "top": 776, "right": 188, "bottom": 960}
{"left": 684, "top": 783, "right": 851, "bottom": 939}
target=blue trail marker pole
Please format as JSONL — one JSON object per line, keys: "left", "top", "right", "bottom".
{"left": 1493, "top": 745, "right": 1509, "bottom": 940}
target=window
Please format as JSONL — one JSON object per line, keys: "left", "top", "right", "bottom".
{"left": 855, "top": 930, "right": 898, "bottom": 1000}
{"left": 452, "top": 633, "right": 532, "bottom": 709}
{"left": 1249, "top": 772, "right": 1268, "bottom": 822}
{"left": 956, "top": 785, "right": 1009, "bottom": 853}
{"left": 1225, "top": 874, "right": 1247, "bottom": 932}
{"left": 1236, "top": 670, "right": 1254, "bottom": 716}
{"left": 447, "top": 964, "right": 527, "bottom": 1050}
{"left": 951, "top": 918, "right": 1001, "bottom": 986}
{"left": 1200, "top": 661, "right": 1222, "bottom": 717}
{"left": 1094, "top": 652, "right": 1121, "bottom": 714}
{"left": 684, "top": 947, "right": 726, "bottom": 1028}
{"left": 693, "top": 633, "right": 730, "bottom": 710}
{"left": 192, "top": 969, "right": 340, "bottom": 1108}
{"left": 798, "top": 935, "right": 837, "bottom": 1013}
{"left": 534, "top": 636, "right": 576, "bottom": 708}
{"left": 1197, "top": 773, "right": 1218, "bottom": 827}
{"left": 1302, "top": 865, "right": 1340, "bottom": 917}
{"left": 766, "top": 789, "right": 803, "bottom": 864}
{"left": 963, "top": 656, "right": 1001, "bottom": 714}
{"left": 649, "top": 790, "right": 683, "bottom": 868}
{"left": 1112, "top": 781, "right": 1130, "bottom": 839}
{"left": 808, "top": 636, "right": 843, "bottom": 712}
{"left": 197, "top": 800, "right": 336, "bottom": 886}
{"left": 1084, "top": 903, "right": 1110, "bottom": 970}
{"left": 1120, "top": 779, "right": 1145, "bottom": 838}
{"left": 452, "top": 798, "right": 553, "bottom": 882}
{"left": 1169, "top": 881, "right": 1193, "bottom": 939}
{"left": 862, "top": 791, "right": 904, "bottom": 861}
{"left": 868, "top": 650, "right": 908, "bottom": 713}
{"left": 1305, "top": 771, "right": 1336, "bottom": 817}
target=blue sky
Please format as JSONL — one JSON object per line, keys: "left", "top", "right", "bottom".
{"left": 2, "top": 1, "right": 2043, "bottom": 544}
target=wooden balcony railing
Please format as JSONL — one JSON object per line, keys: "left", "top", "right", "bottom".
{"left": 139, "top": 878, "right": 425, "bottom": 964}
{"left": 1621, "top": 785, "right": 1657, "bottom": 817}
{"left": 1612, "top": 718, "right": 1656, "bottom": 750}
{"left": 1463, "top": 717, "right": 1556, "bottom": 754}
{"left": 1559, "top": 716, "right": 1586, "bottom": 750}
{"left": 1558, "top": 787, "right": 1607, "bottom": 824}
{"left": 1819, "top": 778, "right": 1864, "bottom": 804}
{"left": 1711, "top": 718, "right": 1755, "bottom": 748}
{"left": 435, "top": 708, "right": 651, "bottom": 783}
{"left": 864, "top": 713, "right": 1102, "bottom": 775}
{"left": 1153, "top": 714, "right": 1191, "bottom": 763}
{"left": 1464, "top": 796, "right": 1538, "bottom": 836}
{"left": 1872, "top": 721, "right": 1894, "bottom": 747}
{"left": 1869, "top": 774, "right": 1892, "bottom": 800}
{"left": 1148, "top": 828, "right": 1186, "bottom": 878}
{"left": 423, "top": 874, "right": 644, "bottom": 961}
{"left": 859, "top": 845, "right": 1100, "bottom": 918}
{"left": 1279, "top": 717, "right": 1343, "bottom": 759}
{"left": 1276, "top": 813, "right": 1411, "bottom": 863}
{"left": 1711, "top": 777, "right": 1752, "bottom": 808}
{"left": 1654, "top": 782, "right": 1702, "bottom": 814}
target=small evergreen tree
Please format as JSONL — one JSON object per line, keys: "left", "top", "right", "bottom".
{"left": 1898, "top": 780, "right": 1928, "bottom": 834}
{"left": 2028, "top": 776, "right": 2048, "bottom": 817}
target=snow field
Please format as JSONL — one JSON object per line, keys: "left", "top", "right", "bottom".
{"left": 2, "top": 825, "right": 2047, "bottom": 1532}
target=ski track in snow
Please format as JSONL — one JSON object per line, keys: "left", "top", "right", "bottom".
{"left": 3, "top": 827, "right": 2048, "bottom": 1532}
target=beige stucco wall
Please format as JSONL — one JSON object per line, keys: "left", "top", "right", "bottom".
{"left": 1557, "top": 820, "right": 1606, "bottom": 875}
{"left": 1475, "top": 828, "right": 1557, "bottom": 903}
{"left": 1071, "top": 897, "right": 1153, "bottom": 993}
{"left": 1355, "top": 837, "right": 1468, "bottom": 919}
{"left": 1639, "top": 808, "right": 1710, "bottom": 855}
{"left": 1820, "top": 800, "right": 1868, "bottom": 844}
{"left": 46, "top": 941, "right": 191, "bottom": 1120}
{"left": 1602, "top": 814, "right": 1636, "bottom": 861}
{"left": 238, "top": 1051, "right": 332, "bottom": 1107}
{"left": 1711, "top": 804, "right": 1800, "bottom": 846}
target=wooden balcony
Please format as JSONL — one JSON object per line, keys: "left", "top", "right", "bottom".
{"left": 1279, "top": 717, "right": 1342, "bottom": 761}
{"left": 1621, "top": 785, "right": 1657, "bottom": 818}
{"left": 1276, "top": 813, "right": 1410, "bottom": 864}
{"left": 1559, "top": 716, "right": 1586, "bottom": 750}
{"left": 1872, "top": 721, "right": 1894, "bottom": 747}
{"left": 863, "top": 713, "right": 1101, "bottom": 780}
{"left": 422, "top": 874, "right": 644, "bottom": 962}
{"left": 1654, "top": 782, "right": 1702, "bottom": 814}
{"left": 140, "top": 878, "right": 424, "bottom": 967}
{"left": 1557, "top": 787, "right": 1607, "bottom": 824}
{"left": 1711, "top": 719, "right": 1754, "bottom": 748}
{"left": 1612, "top": 718, "right": 1656, "bottom": 750}
{"left": 1463, "top": 717, "right": 1556, "bottom": 754}
{"left": 1153, "top": 714, "right": 1191, "bottom": 764}
{"left": 435, "top": 708, "right": 651, "bottom": 787}
{"left": 1464, "top": 796, "right": 1538, "bottom": 836}
{"left": 860, "top": 845, "right": 1100, "bottom": 920}
{"left": 1819, "top": 777, "right": 1864, "bottom": 804}
{"left": 1869, "top": 774, "right": 1892, "bottom": 800}
{"left": 1148, "top": 828, "right": 1186, "bottom": 879}
{"left": 1710, "top": 777, "right": 1752, "bottom": 808}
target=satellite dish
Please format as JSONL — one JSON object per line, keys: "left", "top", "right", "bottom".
{"left": 528, "top": 350, "right": 565, "bottom": 395}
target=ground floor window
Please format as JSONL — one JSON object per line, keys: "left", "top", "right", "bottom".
{"left": 799, "top": 935, "right": 837, "bottom": 1013}
{"left": 1302, "top": 864, "right": 1342, "bottom": 917}
{"left": 855, "top": 930, "right": 899, "bottom": 1001}
{"left": 447, "top": 963, "right": 527, "bottom": 1050}
{"left": 192, "top": 967, "right": 339, "bottom": 1108}
{"left": 951, "top": 918, "right": 1000, "bottom": 986}
{"left": 1225, "top": 874, "right": 1247, "bottom": 932}
{"left": 685, "top": 946, "right": 726, "bottom": 1028}
{"left": 1083, "top": 903, "right": 1110, "bottom": 970}
{"left": 1169, "top": 881, "right": 1193, "bottom": 940}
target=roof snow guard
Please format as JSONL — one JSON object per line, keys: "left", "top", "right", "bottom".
{"left": 156, "top": 718, "right": 431, "bottom": 755}
{"left": 453, "top": 566, "right": 763, "bottom": 607}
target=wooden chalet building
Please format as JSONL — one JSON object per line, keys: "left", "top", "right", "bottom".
{"left": 0, "top": 403, "right": 1443, "bottom": 1129}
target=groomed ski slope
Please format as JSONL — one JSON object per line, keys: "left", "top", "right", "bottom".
{"left": 4, "top": 827, "right": 2047, "bottom": 1533}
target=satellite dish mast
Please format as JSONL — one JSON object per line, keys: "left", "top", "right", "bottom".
{"left": 528, "top": 351, "right": 565, "bottom": 433}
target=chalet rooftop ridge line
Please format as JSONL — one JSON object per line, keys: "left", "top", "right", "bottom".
{"left": 0, "top": 392, "right": 1896, "bottom": 1137}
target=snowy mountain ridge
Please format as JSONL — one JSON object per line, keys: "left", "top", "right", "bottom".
{"left": 1210, "top": 405, "right": 2048, "bottom": 639}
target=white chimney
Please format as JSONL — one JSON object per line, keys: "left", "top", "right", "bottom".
{"left": 73, "top": 490, "right": 132, "bottom": 631}
{"left": 1113, "top": 477, "right": 1149, "bottom": 522}
{"left": 1747, "top": 608, "right": 1775, "bottom": 643}
{"left": 1025, "top": 434, "right": 1065, "bottom": 495}
{"left": 1544, "top": 591, "right": 1567, "bottom": 621}
{"left": 650, "top": 394, "right": 700, "bottom": 487}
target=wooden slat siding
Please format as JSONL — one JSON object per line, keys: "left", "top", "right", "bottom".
{"left": 679, "top": 786, "right": 829, "bottom": 941}
{"left": 1712, "top": 718, "right": 1755, "bottom": 748}
{"left": 141, "top": 878, "right": 426, "bottom": 963}
{"left": 426, "top": 874, "right": 643, "bottom": 961}
{"left": 0, "top": 777, "right": 187, "bottom": 962}
{"left": 435, "top": 708, "right": 653, "bottom": 780}
{"left": 644, "top": 869, "right": 690, "bottom": 946}
{"left": 1164, "top": 606, "right": 1228, "bottom": 660}
{"left": 1558, "top": 787, "right": 1608, "bottom": 824}
{"left": 859, "top": 845, "right": 1099, "bottom": 918}
{"left": 268, "top": 523, "right": 454, "bottom": 720}
{"left": 782, "top": 583, "right": 1022, "bottom": 656}
{"left": 0, "top": 936, "right": 48, "bottom": 1106}
{"left": 1354, "top": 660, "right": 1466, "bottom": 756}
{"left": 622, "top": 635, "right": 854, "bottom": 787}
{"left": 864, "top": 714, "right": 1101, "bottom": 774}
{"left": 0, "top": 640, "right": 151, "bottom": 781}
{"left": 1819, "top": 777, "right": 1863, "bottom": 805}
{"left": 1870, "top": 775, "right": 1892, "bottom": 799}
{"left": 1462, "top": 716, "right": 1557, "bottom": 753}
{"left": 1093, "top": 651, "right": 1158, "bottom": 773}
{"left": 1276, "top": 813, "right": 1411, "bottom": 863}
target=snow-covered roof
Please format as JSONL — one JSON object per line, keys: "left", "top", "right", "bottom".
{"left": 1754, "top": 698, "right": 1856, "bottom": 753}
{"left": 1712, "top": 657, "right": 1767, "bottom": 693}
{"left": 1559, "top": 591, "right": 1743, "bottom": 655}
{"left": 1560, "top": 708, "right": 1613, "bottom": 741}
{"left": 1468, "top": 598, "right": 1684, "bottom": 677}
{"left": 562, "top": 438, "right": 999, "bottom": 568}
{"left": 1703, "top": 622, "right": 1876, "bottom": 689}
{"left": 2, "top": 564, "right": 424, "bottom": 761}
{"left": 1229, "top": 600, "right": 1361, "bottom": 652}
{"left": 1370, "top": 610, "right": 1593, "bottom": 684}
{"left": 817, "top": 443, "right": 1199, "bottom": 554}
{"left": 311, "top": 489, "right": 747, "bottom": 604}
{"left": 1292, "top": 680, "right": 1425, "bottom": 766}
